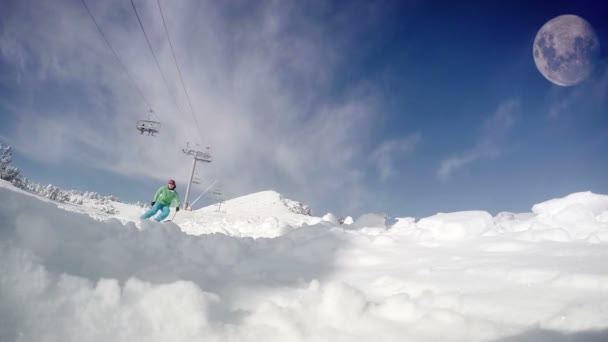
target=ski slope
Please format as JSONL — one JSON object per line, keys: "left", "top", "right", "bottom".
{"left": 174, "top": 191, "right": 323, "bottom": 238}
{"left": 1, "top": 179, "right": 608, "bottom": 341}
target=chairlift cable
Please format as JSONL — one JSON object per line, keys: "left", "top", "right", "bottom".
{"left": 190, "top": 180, "right": 218, "bottom": 207}
{"left": 79, "top": 0, "right": 154, "bottom": 112}
{"left": 129, "top": 0, "right": 173, "bottom": 99}
{"left": 156, "top": 0, "right": 203, "bottom": 136}
{"left": 130, "top": 0, "right": 199, "bottom": 142}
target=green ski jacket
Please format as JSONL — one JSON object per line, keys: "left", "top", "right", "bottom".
{"left": 154, "top": 186, "right": 181, "bottom": 207}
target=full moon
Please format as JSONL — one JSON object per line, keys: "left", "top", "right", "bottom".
{"left": 533, "top": 14, "right": 599, "bottom": 86}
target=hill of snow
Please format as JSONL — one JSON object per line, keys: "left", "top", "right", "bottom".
{"left": 0, "top": 181, "right": 320, "bottom": 238}
{"left": 2, "top": 180, "right": 608, "bottom": 341}
{"left": 174, "top": 190, "right": 322, "bottom": 238}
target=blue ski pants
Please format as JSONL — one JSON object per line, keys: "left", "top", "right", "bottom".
{"left": 141, "top": 202, "right": 171, "bottom": 221}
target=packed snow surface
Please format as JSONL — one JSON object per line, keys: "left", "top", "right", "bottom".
{"left": 175, "top": 190, "right": 321, "bottom": 238}
{"left": 1, "top": 180, "right": 608, "bottom": 341}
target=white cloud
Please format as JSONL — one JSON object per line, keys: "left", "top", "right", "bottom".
{"left": 0, "top": 0, "right": 387, "bottom": 213}
{"left": 437, "top": 98, "right": 520, "bottom": 180}
{"left": 371, "top": 133, "right": 421, "bottom": 181}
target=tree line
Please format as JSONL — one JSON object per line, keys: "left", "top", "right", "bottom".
{"left": 0, "top": 143, "right": 145, "bottom": 211}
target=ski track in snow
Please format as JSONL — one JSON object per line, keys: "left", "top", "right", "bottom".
{"left": 1, "top": 180, "right": 608, "bottom": 341}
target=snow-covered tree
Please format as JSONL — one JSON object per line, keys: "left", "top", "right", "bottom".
{"left": 70, "top": 196, "right": 84, "bottom": 205}
{"left": 43, "top": 184, "right": 61, "bottom": 201}
{"left": 0, "top": 143, "right": 125, "bottom": 205}
{"left": 0, "top": 144, "right": 21, "bottom": 182}
{"left": 2, "top": 165, "right": 21, "bottom": 182}
{"left": 95, "top": 203, "right": 118, "bottom": 215}
{"left": 0, "top": 144, "right": 11, "bottom": 168}
{"left": 11, "top": 174, "right": 27, "bottom": 188}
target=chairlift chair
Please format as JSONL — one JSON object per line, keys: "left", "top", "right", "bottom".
{"left": 136, "top": 120, "right": 161, "bottom": 136}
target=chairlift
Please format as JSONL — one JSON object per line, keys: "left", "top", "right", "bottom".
{"left": 136, "top": 109, "right": 161, "bottom": 136}
{"left": 192, "top": 177, "right": 201, "bottom": 185}
{"left": 136, "top": 120, "right": 161, "bottom": 136}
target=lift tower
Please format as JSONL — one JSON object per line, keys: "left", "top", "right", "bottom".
{"left": 181, "top": 143, "right": 212, "bottom": 209}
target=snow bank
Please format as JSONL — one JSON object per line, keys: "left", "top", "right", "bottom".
{"left": 492, "top": 212, "right": 536, "bottom": 233}
{"left": 8, "top": 174, "right": 608, "bottom": 244}
{"left": 3, "top": 185, "right": 608, "bottom": 341}
{"left": 342, "top": 216, "right": 354, "bottom": 225}
{"left": 517, "top": 192, "right": 608, "bottom": 241}
{"left": 174, "top": 190, "right": 608, "bottom": 242}
{"left": 416, "top": 211, "right": 493, "bottom": 241}
{"left": 176, "top": 190, "right": 322, "bottom": 238}
{"left": 196, "top": 190, "right": 311, "bottom": 218}
{"left": 485, "top": 192, "right": 608, "bottom": 243}
{"left": 322, "top": 212, "right": 339, "bottom": 224}
{"left": 532, "top": 191, "right": 608, "bottom": 216}
{"left": 0, "top": 187, "right": 344, "bottom": 289}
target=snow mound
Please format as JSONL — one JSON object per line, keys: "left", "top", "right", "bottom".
{"left": 3, "top": 183, "right": 608, "bottom": 341}
{"left": 322, "top": 213, "right": 339, "bottom": 224}
{"left": 526, "top": 192, "right": 608, "bottom": 241}
{"left": 6, "top": 178, "right": 608, "bottom": 243}
{"left": 493, "top": 212, "right": 536, "bottom": 233}
{"left": 532, "top": 191, "right": 608, "bottom": 216}
{"left": 389, "top": 217, "right": 417, "bottom": 234}
{"left": 176, "top": 191, "right": 321, "bottom": 238}
{"left": 416, "top": 211, "right": 493, "bottom": 241}
{"left": 198, "top": 190, "right": 309, "bottom": 217}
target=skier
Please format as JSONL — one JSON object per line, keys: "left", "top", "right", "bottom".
{"left": 141, "top": 179, "right": 181, "bottom": 222}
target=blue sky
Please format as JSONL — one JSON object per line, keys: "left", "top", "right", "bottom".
{"left": 0, "top": 0, "right": 607, "bottom": 218}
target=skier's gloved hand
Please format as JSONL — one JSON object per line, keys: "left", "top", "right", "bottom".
{"left": 176, "top": 207, "right": 180, "bottom": 212}
{"left": 151, "top": 201, "right": 155, "bottom": 206}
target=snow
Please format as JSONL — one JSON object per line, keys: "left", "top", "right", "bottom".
{"left": 416, "top": 211, "right": 493, "bottom": 241}
{"left": 342, "top": 216, "right": 354, "bottom": 225}
{"left": 532, "top": 191, "right": 608, "bottom": 216}
{"left": 174, "top": 190, "right": 321, "bottom": 238}
{"left": 322, "top": 212, "right": 339, "bottom": 224}
{"left": 2, "top": 179, "right": 608, "bottom": 341}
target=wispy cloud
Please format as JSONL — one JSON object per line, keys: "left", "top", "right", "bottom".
{"left": 0, "top": 0, "right": 390, "bottom": 213}
{"left": 371, "top": 133, "right": 421, "bottom": 181}
{"left": 437, "top": 98, "right": 520, "bottom": 180}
